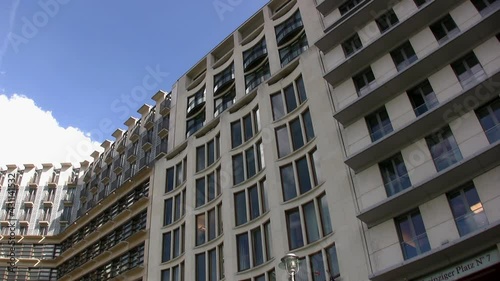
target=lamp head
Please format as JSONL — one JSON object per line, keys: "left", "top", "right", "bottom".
{"left": 279, "top": 253, "right": 300, "bottom": 275}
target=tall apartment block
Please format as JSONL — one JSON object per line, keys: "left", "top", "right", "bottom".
{"left": 1, "top": 0, "right": 499, "bottom": 280}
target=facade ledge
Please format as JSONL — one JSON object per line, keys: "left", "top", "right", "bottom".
{"left": 358, "top": 140, "right": 500, "bottom": 228}
{"left": 317, "top": 0, "right": 372, "bottom": 40}
{"left": 345, "top": 70, "right": 500, "bottom": 172}
{"left": 331, "top": 7, "right": 500, "bottom": 126}
{"left": 369, "top": 221, "right": 500, "bottom": 281}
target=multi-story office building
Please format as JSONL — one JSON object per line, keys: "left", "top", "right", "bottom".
{"left": 1, "top": 0, "right": 499, "bottom": 280}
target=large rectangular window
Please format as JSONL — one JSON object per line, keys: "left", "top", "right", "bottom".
{"left": 270, "top": 77, "right": 308, "bottom": 121}
{"left": 280, "top": 149, "right": 319, "bottom": 201}
{"left": 237, "top": 233, "right": 250, "bottom": 271}
{"left": 379, "top": 153, "right": 411, "bottom": 196}
{"left": 450, "top": 52, "right": 486, "bottom": 88}
{"left": 196, "top": 253, "right": 206, "bottom": 281}
{"left": 376, "top": 9, "right": 399, "bottom": 33}
{"left": 425, "top": 126, "right": 463, "bottom": 171}
{"left": 353, "top": 67, "right": 376, "bottom": 96}
{"left": 448, "top": 182, "right": 488, "bottom": 236}
{"left": 475, "top": 97, "right": 500, "bottom": 143}
{"left": 396, "top": 210, "right": 431, "bottom": 260}
{"left": 234, "top": 179, "right": 268, "bottom": 226}
{"left": 430, "top": 14, "right": 459, "bottom": 44}
{"left": 366, "top": 107, "right": 393, "bottom": 142}
{"left": 471, "top": 0, "right": 499, "bottom": 15}
{"left": 286, "top": 208, "right": 304, "bottom": 250}
{"left": 407, "top": 79, "right": 438, "bottom": 116}
{"left": 390, "top": 41, "right": 417, "bottom": 71}
{"left": 342, "top": 33, "right": 363, "bottom": 57}
{"left": 338, "top": 0, "right": 363, "bottom": 15}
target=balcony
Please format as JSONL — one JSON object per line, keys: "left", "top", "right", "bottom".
{"left": 157, "top": 118, "right": 169, "bottom": 138}
{"left": 39, "top": 213, "right": 50, "bottom": 226}
{"left": 215, "top": 98, "right": 236, "bottom": 118}
{"left": 141, "top": 133, "right": 153, "bottom": 151}
{"left": 330, "top": 7, "right": 500, "bottom": 126}
{"left": 127, "top": 146, "right": 138, "bottom": 163}
{"left": 243, "top": 43, "right": 268, "bottom": 72}
{"left": 358, "top": 140, "right": 500, "bottom": 228}
{"left": 43, "top": 194, "right": 55, "bottom": 207}
{"left": 345, "top": 70, "right": 500, "bottom": 172}
{"left": 245, "top": 66, "right": 270, "bottom": 94}
{"left": 0, "top": 211, "right": 13, "bottom": 226}
{"left": 116, "top": 138, "right": 126, "bottom": 153}
{"left": 63, "top": 193, "right": 74, "bottom": 205}
{"left": 160, "top": 98, "right": 171, "bottom": 116}
{"left": 100, "top": 169, "right": 110, "bottom": 184}
{"left": 186, "top": 93, "right": 206, "bottom": 118}
{"left": 24, "top": 195, "right": 36, "bottom": 207}
{"left": 213, "top": 68, "right": 235, "bottom": 97}
{"left": 104, "top": 151, "right": 113, "bottom": 164}
{"left": 28, "top": 173, "right": 41, "bottom": 188}
{"left": 144, "top": 111, "right": 155, "bottom": 129}
{"left": 113, "top": 157, "right": 124, "bottom": 174}
{"left": 60, "top": 214, "right": 71, "bottom": 223}
{"left": 129, "top": 126, "right": 141, "bottom": 142}
{"left": 370, "top": 222, "right": 500, "bottom": 281}
{"left": 47, "top": 174, "right": 59, "bottom": 188}
{"left": 276, "top": 15, "right": 304, "bottom": 46}
{"left": 98, "top": 189, "right": 106, "bottom": 202}
{"left": 155, "top": 141, "right": 168, "bottom": 159}
{"left": 19, "top": 215, "right": 31, "bottom": 226}
{"left": 67, "top": 174, "right": 78, "bottom": 186}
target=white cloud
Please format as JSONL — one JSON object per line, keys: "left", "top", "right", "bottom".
{"left": 0, "top": 94, "right": 101, "bottom": 166}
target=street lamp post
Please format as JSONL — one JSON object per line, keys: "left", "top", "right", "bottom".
{"left": 279, "top": 253, "right": 300, "bottom": 281}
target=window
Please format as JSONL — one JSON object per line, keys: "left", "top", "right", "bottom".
{"left": 390, "top": 41, "right": 417, "bottom": 71}
{"left": 396, "top": 210, "right": 430, "bottom": 260}
{"left": 379, "top": 153, "right": 411, "bottom": 196}
{"left": 196, "top": 253, "right": 206, "bottom": 281}
{"left": 165, "top": 157, "right": 187, "bottom": 193}
{"left": 366, "top": 107, "right": 393, "bottom": 142}
{"left": 195, "top": 204, "right": 223, "bottom": 246}
{"left": 196, "top": 136, "right": 220, "bottom": 172}
{"left": 407, "top": 79, "right": 439, "bottom": 116}
{"left": 342, "top": 33, "right": 363, "bottom": 57}
{"left": 339, "top": 0, "right": 363, "bottom": 15}
{"left": 232, "top": 140, "right": 264, "bottom": 185}
{"left": 430, "top": 14, "right": 459, "bottom": 44}
{"left": 231, "top": 107, "right": 260, "bottom": 148}
{"left": 450, "top": 52, "right": 486, "bottom": 88}
{"left": 234, "top": 178, "right": 268, "bottom": 226}
{"left": 195, "top": 246, "right": 223, "bottom": 281}
{"left": 245, "top": 62, "right": 271, "bottom": 94}
{"left": 236, "top": 222, "right": 272, "bottom": 272}
{"left": 270, "top": 76, "right": 308, "bottom": 121}
{"left": 275, "top": 109, "right": 315, "bottom": 158}
{"left": 376, "top": 9, "right": 399, "bottom": 33}
{"left": 186, "top": 109, "right": 206, "bottom": 137}
{"left": 471, "top": 0, "right": 499, "bottom": 15}
{"left": 448, "top": 182, "right": 488, "bottom": 236}
{"left": 163, "top": 190, "right": 186, "bottom": 226}
{"left": 353, "top": 67, "right": 376, "bottom": 96}
{"left": 280, "top": 148, "right": 320, "bottom": 201}
{"left": 425, "top": 126, "right": 463, "bottom": 171}
{"left": 414, "top": 0, "right": 430, "bottom": 7}
{"left": 285, "top": 195, "right": 333, "bottom": 250}
{"left": 279, "top": 33, "right": 308, "bottom": 67}
{"left": 196, "top": 146, "right": 205, "bottom": 172}
{"left": 475, "top": 97, "right": 500, "bottom": 143}
{"left": 195, "top": 168, "right": 221, "bottom": 208}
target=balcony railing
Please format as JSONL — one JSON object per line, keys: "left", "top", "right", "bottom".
{"left": 214, "top": 98, "right": 236, "bottom": 118}
{"left": 63, "top": 193, "right": 74, "bottom": 205}
{"left": 144, "top": 111, "right": 156, "bottom": 129}
{"left": 113, "top": 156, "right": 124, "bottom": 174}
{"left": 130, "top": 126, "right": 141, "bottom": 142}
{"left": 157, "top": 118, "right": 169, "bottom": 138}
{"left": 213, "top": 70, "right": 235, "bottom": 96}
{"left": 155, "top": 141, "right": 168, "bottom": 158}
{"left": 245, "top": 70, "right": 270, "bottom": 94}
{"left": 280, "top": 33, "right": 308, "bottom": 67}
{"left": 431, "top": 146, "right": 463, "bottom": 172}
{"left": 141, "top": 133, "right": 153, "bottom": 151}
{"left": 276, "top": 16, "right": 304, "bottom": 46}
{"left": 243, "top": 43, "right": 268, "bottom": 72}
{"left": 186, "top": 94, "right": 206, "bottom": 117}
{"left": 160, "top": 98, "right": 171, "bottom": 115}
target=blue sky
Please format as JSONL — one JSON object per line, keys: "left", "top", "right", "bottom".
{"left": 0, "top": 0, "right": 268, "bottom": 164}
